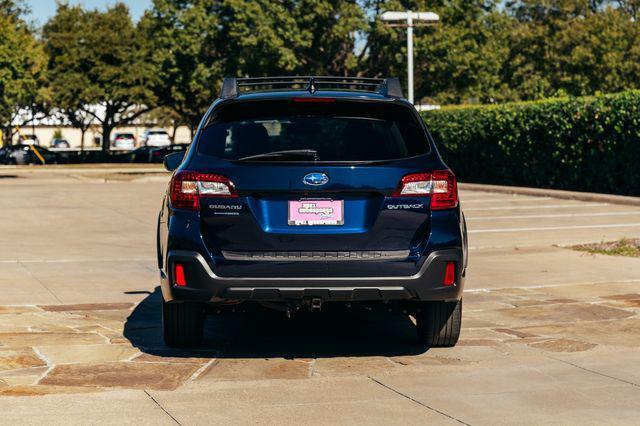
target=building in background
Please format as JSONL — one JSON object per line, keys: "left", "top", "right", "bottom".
{"left": 8, "top": 107, "right": 192, "bottom": 149}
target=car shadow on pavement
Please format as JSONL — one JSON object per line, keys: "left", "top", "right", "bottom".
{"left": 123, "top": 287, "right": 429, "bottom": 359}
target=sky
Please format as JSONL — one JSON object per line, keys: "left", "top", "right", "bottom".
{"left": 26, "top": 0, "right": 153, "bottom": 25}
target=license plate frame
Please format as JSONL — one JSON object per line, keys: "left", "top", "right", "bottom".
{"left": 288, "top": 199, "right": 344, "bottom": 226}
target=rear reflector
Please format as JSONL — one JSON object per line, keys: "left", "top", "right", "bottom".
{"left": 174, "top": 263, "right": 187, "bottom": 287}
{"left": 170, "top": 171, "right": 237, "bottom": 210}
{"left": 443, "top": 261, "right": 456, "bottom": 286}
{"left": 392, "top": 170, "right": 458, "bottom": 210}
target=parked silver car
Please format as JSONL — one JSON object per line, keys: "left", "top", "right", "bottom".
{"left": 141, "top": 129, "right": 171, "bottom": 147}
{"left": 50, "top": 138, "right": 71, "bottom": 149}
{"left": 111, "top": 132, "right": 136, "bottom": 149}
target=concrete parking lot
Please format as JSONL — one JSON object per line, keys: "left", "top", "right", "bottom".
{"left": 0, "top": 166, "right": 639, "bottom": 424}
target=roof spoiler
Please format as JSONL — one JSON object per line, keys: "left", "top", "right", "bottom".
{"left": 219, "top": 76, "right": 404, "bottom": 100}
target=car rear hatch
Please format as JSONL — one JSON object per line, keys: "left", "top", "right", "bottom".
{"left": 177, "top": 97, "right": 451, "bottom": 277}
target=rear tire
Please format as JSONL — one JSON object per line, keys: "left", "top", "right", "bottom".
{"left": 162, "top": 299, "right": 205, "bottom": 348}
{"left": 416, "top": 299, "right": 462, "bottom": 347}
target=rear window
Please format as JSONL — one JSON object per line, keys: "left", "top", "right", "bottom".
{"left": 198, "top": 100, "right": 430, "bottom": 162}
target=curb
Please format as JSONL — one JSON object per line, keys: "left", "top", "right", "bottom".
{"left": 459, "top": 183, "right": 640, "bottom": 207}
{"left": 0, "top": 165, "right": 166, "bottom": 173}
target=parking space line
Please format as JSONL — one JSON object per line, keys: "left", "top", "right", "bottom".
{"left": 465, "top": 278, "right": 640, "bottom": 292}
{"left": 468, "top": 244, "right": 545, "bottom": 250}
{"left": 368, "top": 377, "right": 471, "bottom": 425}
{"left": 464, "top": 203, "right": 607, "bottom": 211}
{"left": 0, "top": 258, "right": 155, "bottom": 264}
{"left": 549, "top": 357, "right": 640, "bottom": 389}
{"left": 16, "top": 261, "right": 63, "bottom": 303}
{"left": 144, "top": 391, "right": 181, "bottom": 425}
{"left": 469, "top": 223, "right": 640, "bottom": 233}
{"left": 467, "top": 211, "right": 640, "bottom": 221}
{"left": 461, "top": 196, "right": 550, "bottom": 203}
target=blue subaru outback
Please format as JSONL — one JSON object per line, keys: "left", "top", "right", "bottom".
{"left": 158, "top": 76, "right": 467, "bottom": 348}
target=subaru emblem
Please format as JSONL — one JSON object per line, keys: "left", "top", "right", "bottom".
{"left": 303, "top": 172, "right": 329, "bottom": 186}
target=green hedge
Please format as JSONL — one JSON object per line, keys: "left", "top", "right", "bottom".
{"left": 421, "top": 91, "right": 640, "bottom": 196}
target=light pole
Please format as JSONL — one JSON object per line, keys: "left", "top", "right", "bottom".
{"left": 381, "top": 10, "right": 439, "bottom": 104}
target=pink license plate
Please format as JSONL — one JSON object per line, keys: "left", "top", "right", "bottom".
{"left": 288, "top": 199, "right": 344, "bottom": 226}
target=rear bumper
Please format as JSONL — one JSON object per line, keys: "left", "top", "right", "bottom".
{"left": 161, "top": 249, "right": 465, "bottom": 303}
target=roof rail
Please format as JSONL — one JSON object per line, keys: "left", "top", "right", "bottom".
{"left": 219, "top": 76, "right": 404, "bottom": 99}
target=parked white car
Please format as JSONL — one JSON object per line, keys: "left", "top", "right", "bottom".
{"left": 111, "top": 132, "right": 136, "bottom": 150}
{"left": 141, "top": 129, "right": 171, "bottom": 147}
{"left": 18, "top": 134, "right": 40, "bottom": 145}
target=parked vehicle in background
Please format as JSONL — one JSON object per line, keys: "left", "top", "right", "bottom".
{"left": 50, "top": 138, "right": 71, "bottom": 149}
{"left": 141, "top": 129, "right": 171, "bottom": 147}
{"left": 115, "top": 144, "right": 188, "bottom": 163}
{"left": 113, "top": 146, "right": 152, "bottom": 163}
{"left": 18, "top": 134, "right": 40, "bottom": 145}
{"left": 157, "top": 76, "right": 467, "bottom": 348}
{"left": 111, "top": 132, "right": 136, "bottom": 149}
{"left": 145, "top": 144, "right": 188, "bottom": 163}
{"left": 0, "top": 144, "right": 66, "bottom": 165}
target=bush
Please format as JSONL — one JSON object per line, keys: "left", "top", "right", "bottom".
{"left": 422, "top": 91, "right": 640, "bottom": 196}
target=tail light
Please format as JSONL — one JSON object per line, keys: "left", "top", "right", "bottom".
{"left": 174, "top": 263, "right": 187, "bottom": 286}
{"left": 170, "top": 171, "right": 237, "bottom": 210}
{"left": 443, "top": 261, "right": 456, "bottom": 286}
{"left": 393, "top": 170, "right": 458, "bottom": 210}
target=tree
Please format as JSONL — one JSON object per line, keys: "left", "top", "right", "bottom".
{"left": 139, "top": 0, "right": 223, "bottom": 136}
{"left": 0, "top": 8, "right": 47, "bottom": 145}
{"left": 551, "top": 8, "right": 640, "bottom": 96}
{"left": 217, "top": 0, "right": 367, "bottom": 76}
{"left": 216, "top": 0, "right": 302, "bottom": 76}
{"left": 616, "top": 0, "right": 640, "bottom": 19}
{"left": 42, "top": 4, "right": 94, "bottom": 151}
{"left": 357, "top": 0, "right": 405, "bottom": 78}
{"left": 142, "top": 0, "right": 368, "bottom": 134}
{"left": 413, "top": 1, "right": 514, "bottom": 104}
{"left": 362, "top": 1, "right": 513, "bottom": 104}
{"left": 0, "top": 0, "right": 29, "bottom": 18}
{"left": 43, "top": 3, "right": 157, "bottom": 152}
{"left": 504, "top": 0, "right": 640, "bottom": 100}
{"left": 289, "top": 0, "right": 367, "bottom": 75}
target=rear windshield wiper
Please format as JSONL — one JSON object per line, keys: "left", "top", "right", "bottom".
{"left": 237, "top": 149, "right": 319, "bottom": 162}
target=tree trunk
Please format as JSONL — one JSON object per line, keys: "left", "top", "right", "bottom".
{"left": 80, "top": 128, "right": 86, "bottom": 153}
{"left": 171, "top": 124, "right": 178, "bottom": 144}
{"left": 101, "top": 122, "right": 112, "bottom": 153}
{"left": 9, "top": 127, "right": 17, "bottom": 145}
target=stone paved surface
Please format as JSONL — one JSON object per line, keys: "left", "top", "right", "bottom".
{"left": 0, "top": 285, "right": 638, "bottom": 398}
{"left": 0, "top": 167, "right": 639, "bottom": 424}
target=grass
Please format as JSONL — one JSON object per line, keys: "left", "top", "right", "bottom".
{"left": 572, "top": 238, "right": 640, "bottom": 258}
